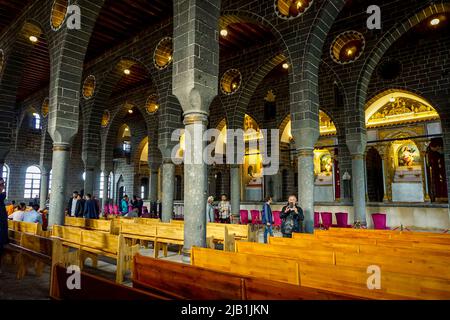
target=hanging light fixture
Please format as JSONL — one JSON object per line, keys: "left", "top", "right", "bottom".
{"left": 29, "top": 35, "right": 38, "bottom": 43}
{"left": 220, "top": 29, "right": 228, "bottom": 37}
{"left": 124, "top": 69, "right": 131, "bottom": 75}
{"left": 282, "top": 63, "right": 289, "bottom": 70}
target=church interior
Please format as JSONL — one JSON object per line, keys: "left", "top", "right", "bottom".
{"left": 1, "top": 0, "right": 450, "bottom": 302}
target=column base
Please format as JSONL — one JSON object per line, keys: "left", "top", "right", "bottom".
{"left": 181, "top": 248, "right": 191, "bottom": 264}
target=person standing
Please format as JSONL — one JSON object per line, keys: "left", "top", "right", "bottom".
{"left": 121, "top": 195, "right": 129, "bottom": 216}
{"left": 218, "top": 194, "right": 231, "bottom": 224}
{"left": 206, "top": 196, "right": 215, "bottom": 223}
{"left": 262, "top": 196, "right": 274, "bottom": 243}
{"left": 67, "top": 191, "right": 79, "bottom": 217}
{"left": 0, "top": 178, "right": 9, "bottom": 272}
{"left": 280, "top": 194, "right": 304, "bottom": 238}
{"left": 83, "top": 194, "right": 99, "bottom": 219}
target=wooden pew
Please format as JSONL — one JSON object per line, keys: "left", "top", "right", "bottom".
{"left": 191, "top": 247, "right": 300, "bottom": 285}
{"left": 133, "top": 254, "right": 361, "bottom": 300}
{"left": 65, "top": 217, "right": 112, "bottom": 233}
{"left": 236, "top": 239, "right": 450, "bottom": 299}
{"left": 120, "top": 222, "right": 157, "bottom": 247}
{"left": 50, "top": 264, "right": 168, "bottom": 300}
{"left": 154, "top": 223, "right": 184, "bottom": 258}
{"left": 51, "top": 226, "right": 140, "bottom": 283}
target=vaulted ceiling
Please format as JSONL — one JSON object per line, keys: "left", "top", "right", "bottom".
{"left": 0, "top": 0, "right": 33, "bottom": 35}
{"left": 85, "top": 0, "right": 173, "bottom": 62}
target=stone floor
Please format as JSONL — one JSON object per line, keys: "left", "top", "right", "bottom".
{"left": 0, "top": 227, "right": 279, "bottom": 300}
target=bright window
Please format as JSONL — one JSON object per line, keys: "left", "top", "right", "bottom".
{"left": 49, "top": 169, "right": 52, "bottom": 193}
{"left": 2, "top": 164, "right": 9, "bottom": 195}
{"left": 33, "top": 113, "right": 41, "bottom": 130}
{"left": 141, "top": 185, "right": 145, "bottom": 199}
{"left": 99, "top": 172, "right": 104, "bottom": 199}
{"left": 24, "top": 166, "right": 41, "bottom": 199}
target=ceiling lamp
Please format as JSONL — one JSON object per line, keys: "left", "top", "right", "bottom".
{"left": 389, "top": 97, "right": 396, "bottom": 103}
{"left": 220, "top": 29, "right": 228, "bottom": 37}
{"left": 296, "top": 1, "right": 303, "bottom": 9}
{"left": 128, "top": 109, "right": 133, "bottom": 114}
{"left": 123, "top": 69, "right": 131, "bottom": 75}
{"left": 282, "top": 63, "right": 289, "bottom": 70}
{"left": 430, "top": 18, "right": 441, "bottom": 26}
{"left": 346, "top": 48, "right": 354, "bottom": 56}
{"left": 29, "top": 35, "right": 38, "bottom": 43}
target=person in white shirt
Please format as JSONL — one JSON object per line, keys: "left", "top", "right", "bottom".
{"left": 8, "top": 202, "right": 27, "bottom": 221}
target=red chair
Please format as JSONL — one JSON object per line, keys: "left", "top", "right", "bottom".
{"left": 272, "top": 210, "right": 281, "bottom": 230}
{"left": 314, "top": 212, "right": 321, "bottom": 228}
{"left": 250, "top": 210, "right": 262, "bottom": 227}
{"left": 371, "top": 213, "right": 390, "bottom": 230}
{"left": 335, "top": 212, "right": 352, "bottom": 228}
{"left": 239, "top": 210, "right": 249, "bottom": 224}
{"left": 320, "top": 212, "right": 333, "bottom": 229}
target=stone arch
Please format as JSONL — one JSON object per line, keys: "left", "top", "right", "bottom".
{"left": 356, "top": 2, "right": 450, "bottom": 117}
{"left": 0, "top": 20, "right": 47, "bottom": 153}
{"left": 82, "top": 56, "right": 156, "bottom": 166}
{"left": 230, "top": 52, "right": 287, "bottom": 129}
{"left": 288, "top": 0, "right": 346, "bottom": 149}
{"left": 46, "top": 0, "right": 105, "bottom": 144}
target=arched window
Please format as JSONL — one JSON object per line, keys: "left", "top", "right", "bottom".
{"left": 2, "top": 164, "right": 10, "bottom": 195}
{"left": 33, "top": 113, "right": 41, "bottom": 130}
{"left": 24, "top": 166, "right": 41, "bottom": 199}
{"left": 49, "top": 169, "right": 53, "bottom": 193}
{"left": 108, "top": 172, "right": 114, "bottom": 199}
{"left": 99, "top": 172, "right": 104, "bottom": 199}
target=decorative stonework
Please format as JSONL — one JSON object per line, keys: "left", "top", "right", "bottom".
{"left": 145, "top": 94, "right": 159, "bottom": 115}
{"left": 42, "top": 98, "right": 49, "bottom": 118}
{"left": 154, "top": 37, "right": 173, "bottom": 70}
{"left": 274, "top": 0, "right": 314, "bottom": 20}
{"left": 101, "top": 110, "right": 110, "bottom": 127}
{"left": 82, "top": 75, "right": 96, "bottom": 99}
{"left": 51, "top": 0, "right": 68, "bottom": 31}
{"left": 330, "top": 31, "right": 365, "bottom": 65}
{"left": 220, "top": 69, "right": 242, "bottom": 95}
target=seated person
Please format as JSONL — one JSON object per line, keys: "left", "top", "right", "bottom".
{"left": 6, "top": 200, "right": 16, "bottom": 215}
{"left": 23, "top": 204, "right": 43, "bottom": 224}
{"left": 8, "top": 202, "right": 27, "bottom": 221}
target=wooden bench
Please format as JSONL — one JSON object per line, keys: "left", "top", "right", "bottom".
{"left": 133, "top": 253, "right": 361, "bottom": 300}
{"left": 120, "top": 222, "right": 157, "bottom": 247}
{"left": 65, "top": 217, "right": 112, "bottom": 233}
{"left": 50, "top": 263, "right": 168, "bottom": 300}
{"left": 236, "top": 239, "right": 450, "bottom": 299}
{"left": 51, "top": 225, "right": 140, "bottom": 283}
{"left": 191, "top": 246, "right": 300, "bottom": 285}
{"left": 153, "top": 223, "right": 184, "bottom": 258}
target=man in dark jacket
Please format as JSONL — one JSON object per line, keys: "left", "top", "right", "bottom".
{"left": 67, "top": 191, "right": 84, "bottom": 217}
{"left": 262, "top": 196, "right": 274, "bottom": 243}
{"left": 83, "top": 194, "right": 99, "bottom": 219}
{"left": 280, "top": 194, "right": 304, "bottom": 238}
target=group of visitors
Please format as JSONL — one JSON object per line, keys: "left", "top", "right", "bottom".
{"left": 7, "top": 202, "right": 43, "bottom": 224}
{"left": 66, "top": 191, "right": 100, "bottom": 219}
{"left": 120, "top": 195, "right": 144, "bottom": 217}
{"left": 206, "top": 192, "right": 305, "bottom": 244}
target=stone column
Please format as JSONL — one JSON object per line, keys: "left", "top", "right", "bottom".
{"left": 297, "top": 149, "right": 315, "bottom": 233}
{"left": 351, "top": 153, "right": 367, "bottom": 225}
{"left": 161, "top": 159, "right": 175, "bottom": 222}
{"left": 101, "top": 171, "right": 109, "bottom": 211}
{"left": 183, "top": 113, "right": 208, "bottom": 257}
{"left": 84, "top": 167, "right": 95, "bottom": 196}
{"left": 48, "top": 143, "right": 71, "bottom": 227}
{"left": 172, "top": 0, "right": 221, "bottom": 262}
{"left": 230, "top": 164, "right": 241, "bottom": 215}
{"left": 347, "top": 135, "right": 367, "bottom": 226}
{"left": 148, "top": 164, "right": 159, "bottom": 202}
{"left": 39, "top": 167, "right": 50, "bottom": 210}
{"left": 291, "top": 126, "right": 319, "bottom": 234}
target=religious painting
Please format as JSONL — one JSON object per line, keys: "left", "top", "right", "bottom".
{"left": 320, "top": 154, "right": 333, "bottom": 175}
{"left": 397, "top": 143, "right": 420, "bottom": 167}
